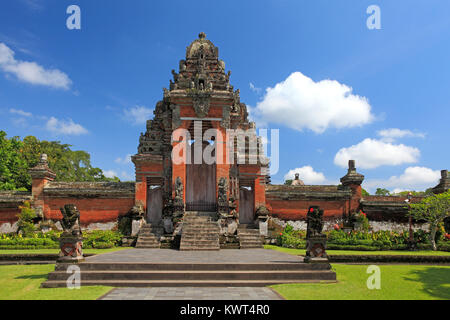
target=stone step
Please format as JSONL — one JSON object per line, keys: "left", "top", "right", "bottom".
{"left": 238, "top": 235, "right": 263, "bottom": 239}
{"left": 240, "top": 245, "right": 264, "bottom": 249}
{"left": 48, "top": 270, "right": 336, "bottom": 281}
{"left": 183, "top": 226, "right": 219, "bottom": 231}
{"left": 238, "top": 232, "right": 261, "bottom": 236}
{"left": 137, "top": 237, "right": 160, "bottom": 241}
{"left": 181, "top": 235, "right": 219, "bottom": 240}
{"left": 179, "top": 243, "right": 219, "bottom": 246}
{"left": 136, "top": 240, "right": 160, "bottom": 245}
{"left": 42, "top": 278, "right": 337, "bottom": 288}
{"left": 55, "top": 262, "right": 331, "bottom": 271}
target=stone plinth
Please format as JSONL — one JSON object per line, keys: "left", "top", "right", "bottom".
{"left": 57, "top": 233, "right": 84, "bottom": 263}
{"left": 304, "top": 235, "right": 328, "bottom": 263}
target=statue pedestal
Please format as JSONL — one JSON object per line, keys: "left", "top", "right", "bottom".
{"left": 131, "top": 218, "right": 145, "bottom": 237}
{"left": 304, "top": 235, "right": 328, "bottom": 263}
{"left": 57, "top": 233, "right": 84, "bottom": 263}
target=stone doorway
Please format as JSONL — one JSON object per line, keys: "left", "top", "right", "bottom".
{"left": 147, "top": 186, "right": 163, "bottom": 224}
{"left": 239, "top": 186, "right": 254, "bottom": 224}
{"left": 186, "top": 140, "right": 216, "bottom": 211}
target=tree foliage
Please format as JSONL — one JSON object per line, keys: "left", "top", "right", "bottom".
{"left": 409, "top": 190, "right": 450, "bottom": 250}
{"left": 0, "top": 131, "right": 119, "bottom": 191}
{"left": 17, "top": 201, "right": 37, "bottom": 237}
{"left": 375, "top": 188, "right": 390, "bottom": 196}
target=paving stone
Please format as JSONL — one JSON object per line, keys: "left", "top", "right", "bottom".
{"left": 100, "top": 287, "right": 282, "bottom": 300}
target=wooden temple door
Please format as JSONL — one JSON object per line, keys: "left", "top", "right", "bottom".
{"left": 186, "top": 140, "right": 216, "bottom": 211}
{"left": 147, "top": 186, "right": 163, "bottom": 224}
{"left": 239, "top": 186, "right": 254, "bottom": 224}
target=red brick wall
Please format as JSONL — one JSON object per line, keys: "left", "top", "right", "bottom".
{"left": 0, "top": 207, "right": 20, "bottom": 224}
{"left": 267, "top": 199, "right": 347, "bottom": 221}
{"left": 43, "top": 197, "right": 134, "bottom": 226}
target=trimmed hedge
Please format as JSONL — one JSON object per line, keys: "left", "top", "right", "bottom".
{"left": 277, "top": 226, "right": 450, "bottom": 252}
{"left": 0, "top": 230, "right": 123, "bottom": 250}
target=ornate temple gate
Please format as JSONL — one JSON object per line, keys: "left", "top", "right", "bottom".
{"left": 185, "top": 140, "right": 217, "bottom": 211}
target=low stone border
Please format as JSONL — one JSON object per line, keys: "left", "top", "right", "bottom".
{"left": 327, "top": 254, "right": 450, "bottom": 264}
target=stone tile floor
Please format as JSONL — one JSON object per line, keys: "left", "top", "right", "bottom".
{"left": 87, "top": 248, "right": 302, "bottom": 264}
{"left": 100, "top": 287, "right": 283, "bottom": 300}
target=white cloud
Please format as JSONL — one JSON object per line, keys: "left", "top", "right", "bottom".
{"left": 115, "top": 154, "right": 133, "bottom": 164}
{"left": 119, "top": 171, "right": 133, "bottom": 181}
{"left": 123, "top": 106, "right": 153, "bottom": 125}
{"left": 249, "top": 82, "right": 262, "bottom": 94}
{"left": 334, "top": 138, "right": 420, "bottom": 169}
{"left": 252, "top": 72, "right": 374, "bottom": 133}
{"left": 9, "top": 108, "right": 32, "bottom": 117}
{"left": 284, "top": 166, "right": 327, "bottom": 184}
{"left": 0, "top": 42, "right": 71, "bottom": 90}
{"left": 45, "top": 117, "right": 88, "bottom": 135}
{"left": 364, "top": 167, "right": 441, "bottom": 193}
{"left": 103, "top": 169, "right": 133, "bottom": 181}
{"left": 377, "top": 128, "right": 425, "bottom": 143}
{"left": 103, "top": 170, "right": 118, "bottom": 179}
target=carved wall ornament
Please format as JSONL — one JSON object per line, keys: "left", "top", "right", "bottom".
{"left": 188, "top": 91, "right": 211, "bottom": 118}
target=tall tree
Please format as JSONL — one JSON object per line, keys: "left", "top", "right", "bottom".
{"left": 0, "top": 131, "right": 119, "bottom": 191}
{"left": 409, "top": 191, "right": 450, "bottom": 251}
{"left": 0, "top": 131, "right": 28, "bottom": 190}
{"left": 375, "top": 188, "right": 390, "bottom": 196}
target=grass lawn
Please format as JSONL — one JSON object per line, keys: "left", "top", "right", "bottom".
{"left": 264, "top": 245, "right": 450, "bottom": 256}
{"left": 271, "top": 264, "right": 450, "bottom": 300}
{"left": 0, "top": 264, "right": 112, "bottom": 300}
{"left": 0, "top": 247, "right": 131, "bottom": 255}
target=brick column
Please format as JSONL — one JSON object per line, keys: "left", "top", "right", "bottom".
{"left": 340, "top": 160, "right": 364, "bottom": 214}
{"left": 28, "top": 154, "right": 56, "bottom": 219}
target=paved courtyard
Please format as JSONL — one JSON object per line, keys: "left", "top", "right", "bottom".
{"left": 86, "top": 248, "right": 303, "bottom": 264}
{"left": 100, "top": 287, "right": 283, "bottom": 300}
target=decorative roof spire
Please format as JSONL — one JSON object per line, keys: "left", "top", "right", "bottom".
{"left": 199, "top": 32, "right": 206, "bottom": 39}
{"left": 340, "top": 160, "right": 364, "bottom": 186}
{"left": 28, "top": 153, "right": 56, "bottom": 180}
{"left": 432, "top": 169, "right": 450, "bottom": 194}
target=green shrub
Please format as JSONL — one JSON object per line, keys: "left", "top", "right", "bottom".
{"left": 82, "top": 230, "right": 122, "bottom": 249}
{"left": 16, "top": 201, "right": 37, "bottom": 237}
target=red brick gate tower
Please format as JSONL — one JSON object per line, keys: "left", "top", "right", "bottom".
{"left": 132, "top": 33, "right": 267, "bottom": 247}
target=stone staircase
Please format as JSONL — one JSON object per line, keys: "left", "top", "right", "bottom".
{"left": 179, "top": 211, "right": 220, "bottom": 251}
{"left": 238, "top": 226, "right": 264, "bottom": 249}
{"left": 135, "top": 224, "right": 163, "bottom": 248}
{"left": 42, "top": 261, "right": 336, "bottom": 288}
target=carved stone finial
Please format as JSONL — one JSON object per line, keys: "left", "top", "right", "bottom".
{"left": 40, "top": 153, "right": 48, "bottom": 163}
{"left": 348, "top": 159, "right": 356, "bottom": 171}
{"left": 432, "top": 169, "right": 450, "bottom": 194}
{"left": 340, "top": 159, "right": 364, "bottom": 186}
{"left": 199, "top": 32, "right": 206, "bottom": 39}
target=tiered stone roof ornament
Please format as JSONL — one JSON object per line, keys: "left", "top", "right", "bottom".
{"left": 291, "top": 173, "right": 305, "bottom": 186}
{"left": 432, "top": 170, "right": 450, "bottom": 194}
{"left": 28, "top": 154, "right": 56, "bottom": 180}
{"left": 340, "top": 160, "right": 364, "bottom": 186}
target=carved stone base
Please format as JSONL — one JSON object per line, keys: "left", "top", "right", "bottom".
{"left": 304, "top": 235, "right": 328, "bottom": 263}
{"left": 57, "top": 234, "right": 84, "bottom": 263}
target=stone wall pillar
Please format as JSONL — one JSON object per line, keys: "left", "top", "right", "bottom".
{"left": 340, "top": 160, "right": 364, "bottom": 214}
{"left": 28, "top": 154, "right": 56, "bottom": 219}
{"left": 432, "top": 170, "right": 450, "bottom": 194}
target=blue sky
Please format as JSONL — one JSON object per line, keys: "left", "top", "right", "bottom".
{"left": 0, "top": 0, "right": 449, "bottom": 193}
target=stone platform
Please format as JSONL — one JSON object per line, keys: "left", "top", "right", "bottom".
{"left": 42, "top": 249, "right": 336, "bottom": 288}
